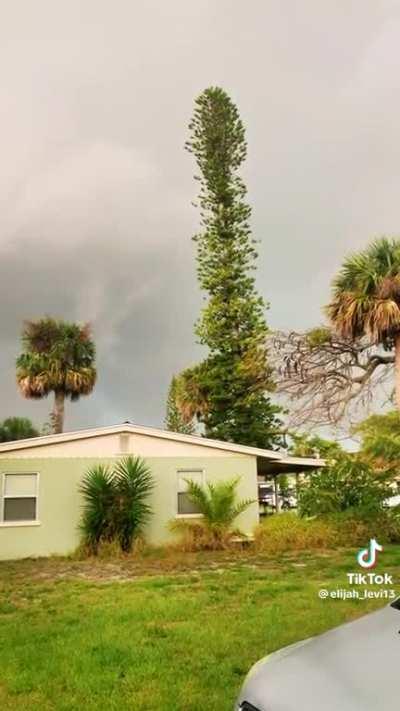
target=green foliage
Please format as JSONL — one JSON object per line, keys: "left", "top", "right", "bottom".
{"left": 355, "top": 410, "right": 400, "bottom": 472}
{"left": 289, "top": 433, "right": 343, "bottom": 460}
{"left": 170, "top": 476, "right": 254, "bottom": 549}
{"left": 0, "top": 417, "right": 39, "bottom": 442}
{"left": 298, "top": 454, "right": 392, "bottom": 517}
{"left": 306, "top": 326, "right": 332, "bottom": 348}
{"left": 113, "top": 458, "right": 154, "bottom": 552}
{"left": 255, "top": 509, "right": 400, "bottom": 553}
{"left": 79, "top": 457, "right": 153, "bottom": 554}
{"left": 327, "top": 236, "right": 400, "bottom": 345}
{"left": 180, "top": 87, "right": 282, "bottom": 449}
{"left": 165, "top": 376, "right": 195, "bottom": 434}
{"left": 80, "top": 465, "right": 116, "bottom": 552}
{"left": 254, "top": 512, "right": 337, "bottom": 552}
{"left": 277, "top": 474, "right": 291, "bottom": 499}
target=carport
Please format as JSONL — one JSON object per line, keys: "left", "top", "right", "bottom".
{"left": 257, "top": 454, "right": 325, "bottom": 513}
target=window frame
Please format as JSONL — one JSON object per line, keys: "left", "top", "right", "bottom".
{"left": 1, "top": 472, "right": 40, "bottom": 526}
{"left": 176, "top": 468, "right": 205, "bottom": 518}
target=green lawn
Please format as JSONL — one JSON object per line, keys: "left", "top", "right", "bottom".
{"left": 0, "top": 546, "right": 398, "bottom": 710}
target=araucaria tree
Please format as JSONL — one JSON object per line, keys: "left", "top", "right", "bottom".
{"left": 179, "top": 87, "right": 281, "bottom": 448}
{"left": 165, "top": 376, "right": 195, "bottom": 434}
{"left": 16, "top": 318, "right": 97, "bottom": 434}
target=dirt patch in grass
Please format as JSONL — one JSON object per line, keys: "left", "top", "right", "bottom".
{"left": 0, "top": 545, "right": 358, "bottom": 589}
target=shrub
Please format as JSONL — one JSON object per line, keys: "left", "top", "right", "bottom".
{"left": 254, "top": 508, "right": 400, "bottom": 555}
{"left": 170, "top": 477, "right": 254, "bottom": 550}
{"left": 79, "top": 464, "right": 116, "bottom": 553}
{"left": 328, "top": 507, "right": 400, "bottom": 545}
{"left": 298, "top": 454, "right": 392, "bottom": 517}
{"left": 254, "top": 512, "right": 337, "bottom": 553}
{"left": 113, "top": 457, "right": 154, "bottom": 552}
{"left": 79, "top": 456, "right": 153, "bottom": 554}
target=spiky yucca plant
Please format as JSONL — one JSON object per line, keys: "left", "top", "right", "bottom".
{"left": 16, "top": 318, "right": 97, "bottom": 433}
{"left": 171, "top": 477, "right": 254, "bottom": 549}
{"left": 79, "top": 457, "right": 153, "bottom": 554}
{"left": 79, "top": 465, "right": 116, "bottom": 553}
{"left": 113, "top": 457, "right": 154, "bottom": 552}
{"left": 326, "top": 237, "right": 400, "bottom": 406}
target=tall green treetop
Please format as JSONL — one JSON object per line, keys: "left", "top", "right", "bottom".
{"left": 178, "top": 87, "right": 281, "bottom": 448}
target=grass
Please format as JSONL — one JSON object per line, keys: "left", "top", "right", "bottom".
{"left": 0, "top": 545, "right": 399, "bottom": 710}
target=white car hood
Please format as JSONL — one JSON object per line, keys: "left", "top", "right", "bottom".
{"left": 238, "top": 604, "right": 400, "bottom": 710}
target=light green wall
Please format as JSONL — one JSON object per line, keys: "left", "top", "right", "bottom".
{"left": 0, "top": 455, "right": 259, "bottom": 560}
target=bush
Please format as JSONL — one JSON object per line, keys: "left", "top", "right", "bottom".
{"left": 254, "top": 513, "right": 337, "bottom": 553}
{"left": 328, "top": 507, "right": 400, "bottom": 545}
{"left": 298, "top": 454, "right": 392, "bottom": 517}
{"left": 79, "top": 456, "right": 153, "bottom": 554}
{"left": 254, "top": 508, "right": 400, "bottom": 555}
{"left": 169, "top": 519, "right": 223, "bottom": 551}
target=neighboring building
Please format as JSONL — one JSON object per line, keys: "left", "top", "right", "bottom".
{"left": 0, "top": 423, "right": 322, "bottom": 560}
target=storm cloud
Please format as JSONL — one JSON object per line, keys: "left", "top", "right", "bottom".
{"left": 1, "top": 1, "right": 400, "bottom": 430}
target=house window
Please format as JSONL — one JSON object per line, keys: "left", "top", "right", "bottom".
{"left": 177, "top": 470, "right": 203, "bottom": 515}
{"left": 2, "top": 474, "right": 38, "bottom": 522}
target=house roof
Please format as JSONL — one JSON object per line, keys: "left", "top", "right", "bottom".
{"left": 0, "top": 422, "right": 324, "bottom": 471}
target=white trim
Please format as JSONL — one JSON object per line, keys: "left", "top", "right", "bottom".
{"left": 0, "top": 423, "right": 284, "bottom": 460}
{"left": 277, "top": 456, "right": 325, "bottom": 468}
{"left": 177, "top": 468, "right": 204, "bottom": 516}
{"left": 0, "top": 520, "right": 41, "bottom": 528}
{"left": 1, "top": 472, "right": 39, "bottom": 524}
{"left": 0, "top": 423, "right": 325, "bottom": 469}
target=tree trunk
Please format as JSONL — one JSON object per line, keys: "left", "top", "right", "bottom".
{"left": 52, "top": 391, "right": 65, "bottom": 434}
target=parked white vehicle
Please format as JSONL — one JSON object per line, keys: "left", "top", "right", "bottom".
{"left": 236, "top": 600, "right": 399, "bottom": 710}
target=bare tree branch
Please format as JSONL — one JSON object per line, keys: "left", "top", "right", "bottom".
{"left": 269, "top": 329, "right": 395, "bottom": 429}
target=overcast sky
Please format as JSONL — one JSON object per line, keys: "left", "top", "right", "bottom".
{"left": 1, "top": 1, "right": 400, "bottom": 432}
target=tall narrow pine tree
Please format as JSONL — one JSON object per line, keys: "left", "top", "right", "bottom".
{"left": 181, "top": 87, "right": 281, "bottom": 448}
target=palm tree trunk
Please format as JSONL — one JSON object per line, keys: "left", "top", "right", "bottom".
{"left": 395, "top": 335, "right": 400, "bottom": 410}
{"left": 52, "top": 391, "right": 65, "bottom": 434}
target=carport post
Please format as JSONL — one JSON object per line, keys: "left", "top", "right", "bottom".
{"left": 273, "top": 474, "right": 280, "bottom": 513}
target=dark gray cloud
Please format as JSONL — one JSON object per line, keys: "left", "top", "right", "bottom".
{"left": 1, "top": 1, "right": 400, "bottom": 431}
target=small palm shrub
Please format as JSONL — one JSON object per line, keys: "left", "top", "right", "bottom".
{"left": 170, "top": 477, "right": 254, "bottom": 550}
{"left": 80, "top": 456, "right": 153, "bottom": 554}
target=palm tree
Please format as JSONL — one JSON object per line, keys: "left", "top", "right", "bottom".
{"left": 174, "top": 365, "right": 209, "bottom": 424}
{"left": 173, "top": 477, "right": 254, "bottom": 549}
{"left": 326, "top": 237, "right": 400, "bottom": 407}
{"left": 16, "top": 318, "right": 97, "bottom": 434}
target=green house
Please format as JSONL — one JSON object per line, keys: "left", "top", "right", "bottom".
{"left": 0, "top": 423, "right": 321, "bottom": 560}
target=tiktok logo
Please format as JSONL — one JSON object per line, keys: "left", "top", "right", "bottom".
{"left": 357, "top": 539, "right": 383, "bottom": 569}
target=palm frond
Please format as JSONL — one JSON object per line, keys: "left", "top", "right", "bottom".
{"left": 327, "top": 237, "right": 400, "bottom": 342}
{"left": 114, "top": 457, "right": 154, "bottom": 552}
{"left": 79, "top": 465, "right": 115, "bottom": 552}
{"left": 183, "top": 475, "right": 254, "bottom": 548}
{"left": 16, "top": 318, "right": 96, "bottom": 403}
